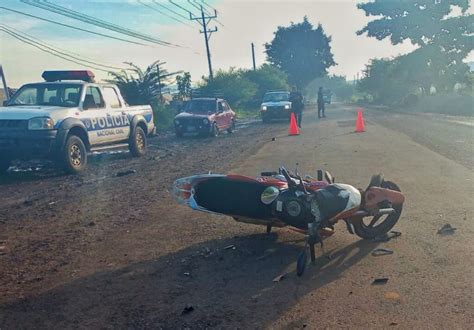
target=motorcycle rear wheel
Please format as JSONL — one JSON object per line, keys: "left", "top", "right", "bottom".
{"left": 353, "top": 181, "right": 403, "bottom": 239}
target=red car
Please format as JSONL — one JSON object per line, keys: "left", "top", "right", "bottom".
{"left": 174, "top": 98, "right": 236, "bottom": 137}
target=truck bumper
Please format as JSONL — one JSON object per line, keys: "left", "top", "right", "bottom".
{"left": 0, "top": 130, "right": 59, "bottom": 160}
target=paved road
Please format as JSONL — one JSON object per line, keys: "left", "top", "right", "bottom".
{"left": 0, "top": 103, "right": 472, "bottom": 328}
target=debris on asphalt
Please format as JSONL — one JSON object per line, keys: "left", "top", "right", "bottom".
{"left": 272, "top": 272, "right": 287, "bottom": 282}
{"left": 437, "top": 224, "right": 457, "bottom": 235}
{"left": 384, "top": 291, "right": 401, "bottom": 301}
{"left": 183, "top": 272, "right": 190, "bottom": 276}
{"left": 116, "top": 170, "right": 137, "bottom": 177}
{"left": 372, "top": 248, "right": 394, "bottom": 256}
{"left": 389, "top": 322, "right": 398, "bottom": 326}
{"left": 372, "top": 278, "right": 389, "bottom": 285}
{"left": 224, "top": 244, "right": 236, "bottom": 250}
{"left": 181, "top": 304, "right": 194, "bottom": 315}
{"left": 372, "top": 230, "right": 402, "bottom": 242}
{"left": 271, "top": 137, "right": 276, "bottom": 141}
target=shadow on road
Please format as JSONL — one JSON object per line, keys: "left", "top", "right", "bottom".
{"left": 0, "top": 233, "right": 378, "bottom": 328}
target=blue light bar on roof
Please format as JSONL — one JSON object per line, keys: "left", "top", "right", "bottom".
{"left": 42, "top": 70, "right": 95, "bottom": 82}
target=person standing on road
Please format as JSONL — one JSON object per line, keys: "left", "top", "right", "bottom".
{"left": 289, "top": 86, "right": 304, "bottom": 128}
{"left": 317, "top": 86, "right": 326, "bottom": 118}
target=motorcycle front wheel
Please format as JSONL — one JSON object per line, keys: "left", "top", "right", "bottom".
{"left": 353, "top": 181, "right": 403, "bottom": 239}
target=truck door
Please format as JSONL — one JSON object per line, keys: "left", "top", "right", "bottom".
{"left": 80, "top": 86, "right": 110, "bottom": 145}
{"left": 101, "top": 86, "right": 130, "bottom": 142}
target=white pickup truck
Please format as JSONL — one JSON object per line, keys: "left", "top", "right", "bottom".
{"left": 0, "top": 70, "right": 155, "bottom": 174}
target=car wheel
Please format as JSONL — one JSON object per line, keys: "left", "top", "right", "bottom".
{"left": 227, "top": 120, "right": 235, "bottom": 133}
{"left": 0, "top": 158, "right": 11, "bottom": 175}
{"left": 130, "top": 126, "right": 147, "bottom": 157}
{"left": 210, "top": 123, "right": 219, "bottom": 137}
{"left": 62, "top": 135, "right": 87, "bottom": 174}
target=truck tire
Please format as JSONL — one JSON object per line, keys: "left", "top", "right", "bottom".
{"left": 62, "top": 135, "right": 87, "bottom": 174}
{"left": 129, "top": 126, "right": 147, "bottom": 157}
{"left": 0, "top": 158, "right": 10, "bottom": 175}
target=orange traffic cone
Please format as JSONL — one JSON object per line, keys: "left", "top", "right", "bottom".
{"left": 288, "top": 113, "right": 300, "bottom": 136}
{"left": 355, "top": 108, "right": 365, "bottom": 133}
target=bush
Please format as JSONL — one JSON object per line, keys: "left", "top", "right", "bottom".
{"left": 151, "top": 101, "right": 176, "bottom": 131}
{"left": 408, "top": 93, "right": 473, "bottom": 116}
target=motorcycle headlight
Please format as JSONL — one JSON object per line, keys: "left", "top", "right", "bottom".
{"left": 28, "top": 117, "right": 54, "bottom": 130}
{"left": 284, "top": 104, "right": 291, "bottom": 110}
{"left": 261, "top": 106, "right": 267, "bottom": 111}
{"left": 203, "top": 118, "right": 209, "bottom": 125}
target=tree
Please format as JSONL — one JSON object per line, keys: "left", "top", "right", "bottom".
{"left": 106, "top": 60, "right": 180, "bottom": 105}
{"left": 357, "top": 0, "right": 473, "bottom": 91}
{"left": 265, "top": 17, "right": 335, "bottom": 88}
{"left": 175, "top": 72, "right": 192, "bottom": 101}
{"left": 243, "top": 64, "right": 289, "bottom": 106}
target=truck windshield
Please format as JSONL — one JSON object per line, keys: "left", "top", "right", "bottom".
{"left": 8, "top": 84, "right": 82, "bottom": 107}
{"left": 184, "top": 99, "right": 216, "bottom": 113}
{"left": 263, "top": 92, "right": 289, "bottom": 102}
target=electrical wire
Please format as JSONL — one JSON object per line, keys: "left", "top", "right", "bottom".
{"left": 0, "top": 27, "right": 113, "bottom": 73}
{"left": 137, "top": 0, "right": 193, "bottom": 28}
{"left": 152, "top": 0, "right": 194, "bottom": 22}
{"left": 0, "top": 6, "right": 147, "bottom": 46}
{"left": 21, "top": 0, "right": 182, "bottom": 47}
{"left": 1, "top": 24, "right": 128, "bottom": 71}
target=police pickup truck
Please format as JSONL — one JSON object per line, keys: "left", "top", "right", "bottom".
{"left": 0, "top": 71, "right": 155, "bottom": 174}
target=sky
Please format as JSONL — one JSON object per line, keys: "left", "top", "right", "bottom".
{"left": 0, "top": 0, "right": 471, "bottom": 88}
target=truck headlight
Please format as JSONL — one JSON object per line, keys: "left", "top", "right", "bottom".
{"left": 261, "top": 106, "right": 267, "bottom": 111}
{"left": 203, "top": 118, "right": 209, "bottom": 125}
{"left": 28, "top": 117, "right": 54, "bottom": 130}
{"left": 284, "top": 104, "right": 291, "bottom": 110}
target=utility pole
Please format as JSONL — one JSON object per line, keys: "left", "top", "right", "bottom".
{"left": 188, "top": 4, "right": 217, "bottom": 80}
{"left": 0, "top": 65, "right": 9, "bottom": 101}
{"left": 251, "top": 43, "right": 256, "bottom": 71}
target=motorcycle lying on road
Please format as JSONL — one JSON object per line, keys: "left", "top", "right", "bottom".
{"left": 172, "top": 167, "right": 405, "bottom": 276}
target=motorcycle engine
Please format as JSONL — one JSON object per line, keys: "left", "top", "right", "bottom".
{"left": 274, "top": 191, "right": 313, "bottom": 230}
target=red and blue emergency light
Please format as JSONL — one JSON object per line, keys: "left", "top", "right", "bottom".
{"left": 42, "top": 70, "right": 95, "bottom": 82}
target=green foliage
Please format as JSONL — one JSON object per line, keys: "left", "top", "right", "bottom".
{"left": 198, "top": 68, "right": 257, "bottom": 108}
{"left": 243, "top": 64, "right": 289, "bottom": 106}
{"left": 151, "top": 101, "right": 176, "bottom": 131}
{"left": 106, "top": 60, "right": 180, "bottom": 105}
{"left": 357, "top": 0, "right": 473, "bottom": 97}
{"left": 198, "top": 65, "right": 289, "bottom": 111}
{"left": 265, "top": 17, "right": 335, "bottom": 88}
{"left": 306, "top": 75, "right": 355, "bottom": 102}
{"left": 175, "top": 72, "right": 192, "bottom": 101}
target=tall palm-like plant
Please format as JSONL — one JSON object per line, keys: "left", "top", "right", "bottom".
{"left": 106, "top": 60, "right": 180, "bottom": 105}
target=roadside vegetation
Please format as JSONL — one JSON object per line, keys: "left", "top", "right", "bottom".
{"left": 107, "top": 1, "right": 473, "bottom": 133}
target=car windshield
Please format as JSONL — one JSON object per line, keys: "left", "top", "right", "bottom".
{"left": 184, "top": 99, "right": 216, "bottom": 113}
{"left": 8, "top": 84, "right": 82, "bottom": 107}
{"left": 263, "top": 92, "right": 289, "bottom": 102}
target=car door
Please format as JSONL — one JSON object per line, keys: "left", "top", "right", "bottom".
{"left": 79, "top": 85, "right": 111, "bottom": 145}
{"left": 101, "top": 86, "right": 130, "bottom": 142}
{"left": 224, "top": 101, "right": 234, "bottom": 124}
{"left": 216, "top": 101, "right": 227, "bottom": 129}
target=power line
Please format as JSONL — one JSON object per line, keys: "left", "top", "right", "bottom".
{"left": 21, "top": 0, "right": 182, "bottom": 48}
{"left": 0, "top": 6, "right": 147, "bottom": 47}
{"left": 152, "top": 0, "right": 195, "bottom": 22}
{"left": 136, "top": 0, "right": 193, "bottom": 28}
{"left": 0, "top": 27, "right": 113, "bottom": 73}
{"left": 1, "top": 24, "right": 128, "bottom": 71}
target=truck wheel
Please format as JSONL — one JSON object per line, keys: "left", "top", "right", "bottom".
{"left": 130, "top": 126, "right": 147, "bottom": 157}
{"left": 62, "top": 135, "right": 87, "bottom": 174}
{"left": 0, "top": 158, "right": 11, "bottom": 175}
{"left": 227, "top": 120, "right": 235, "bottom": 134}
